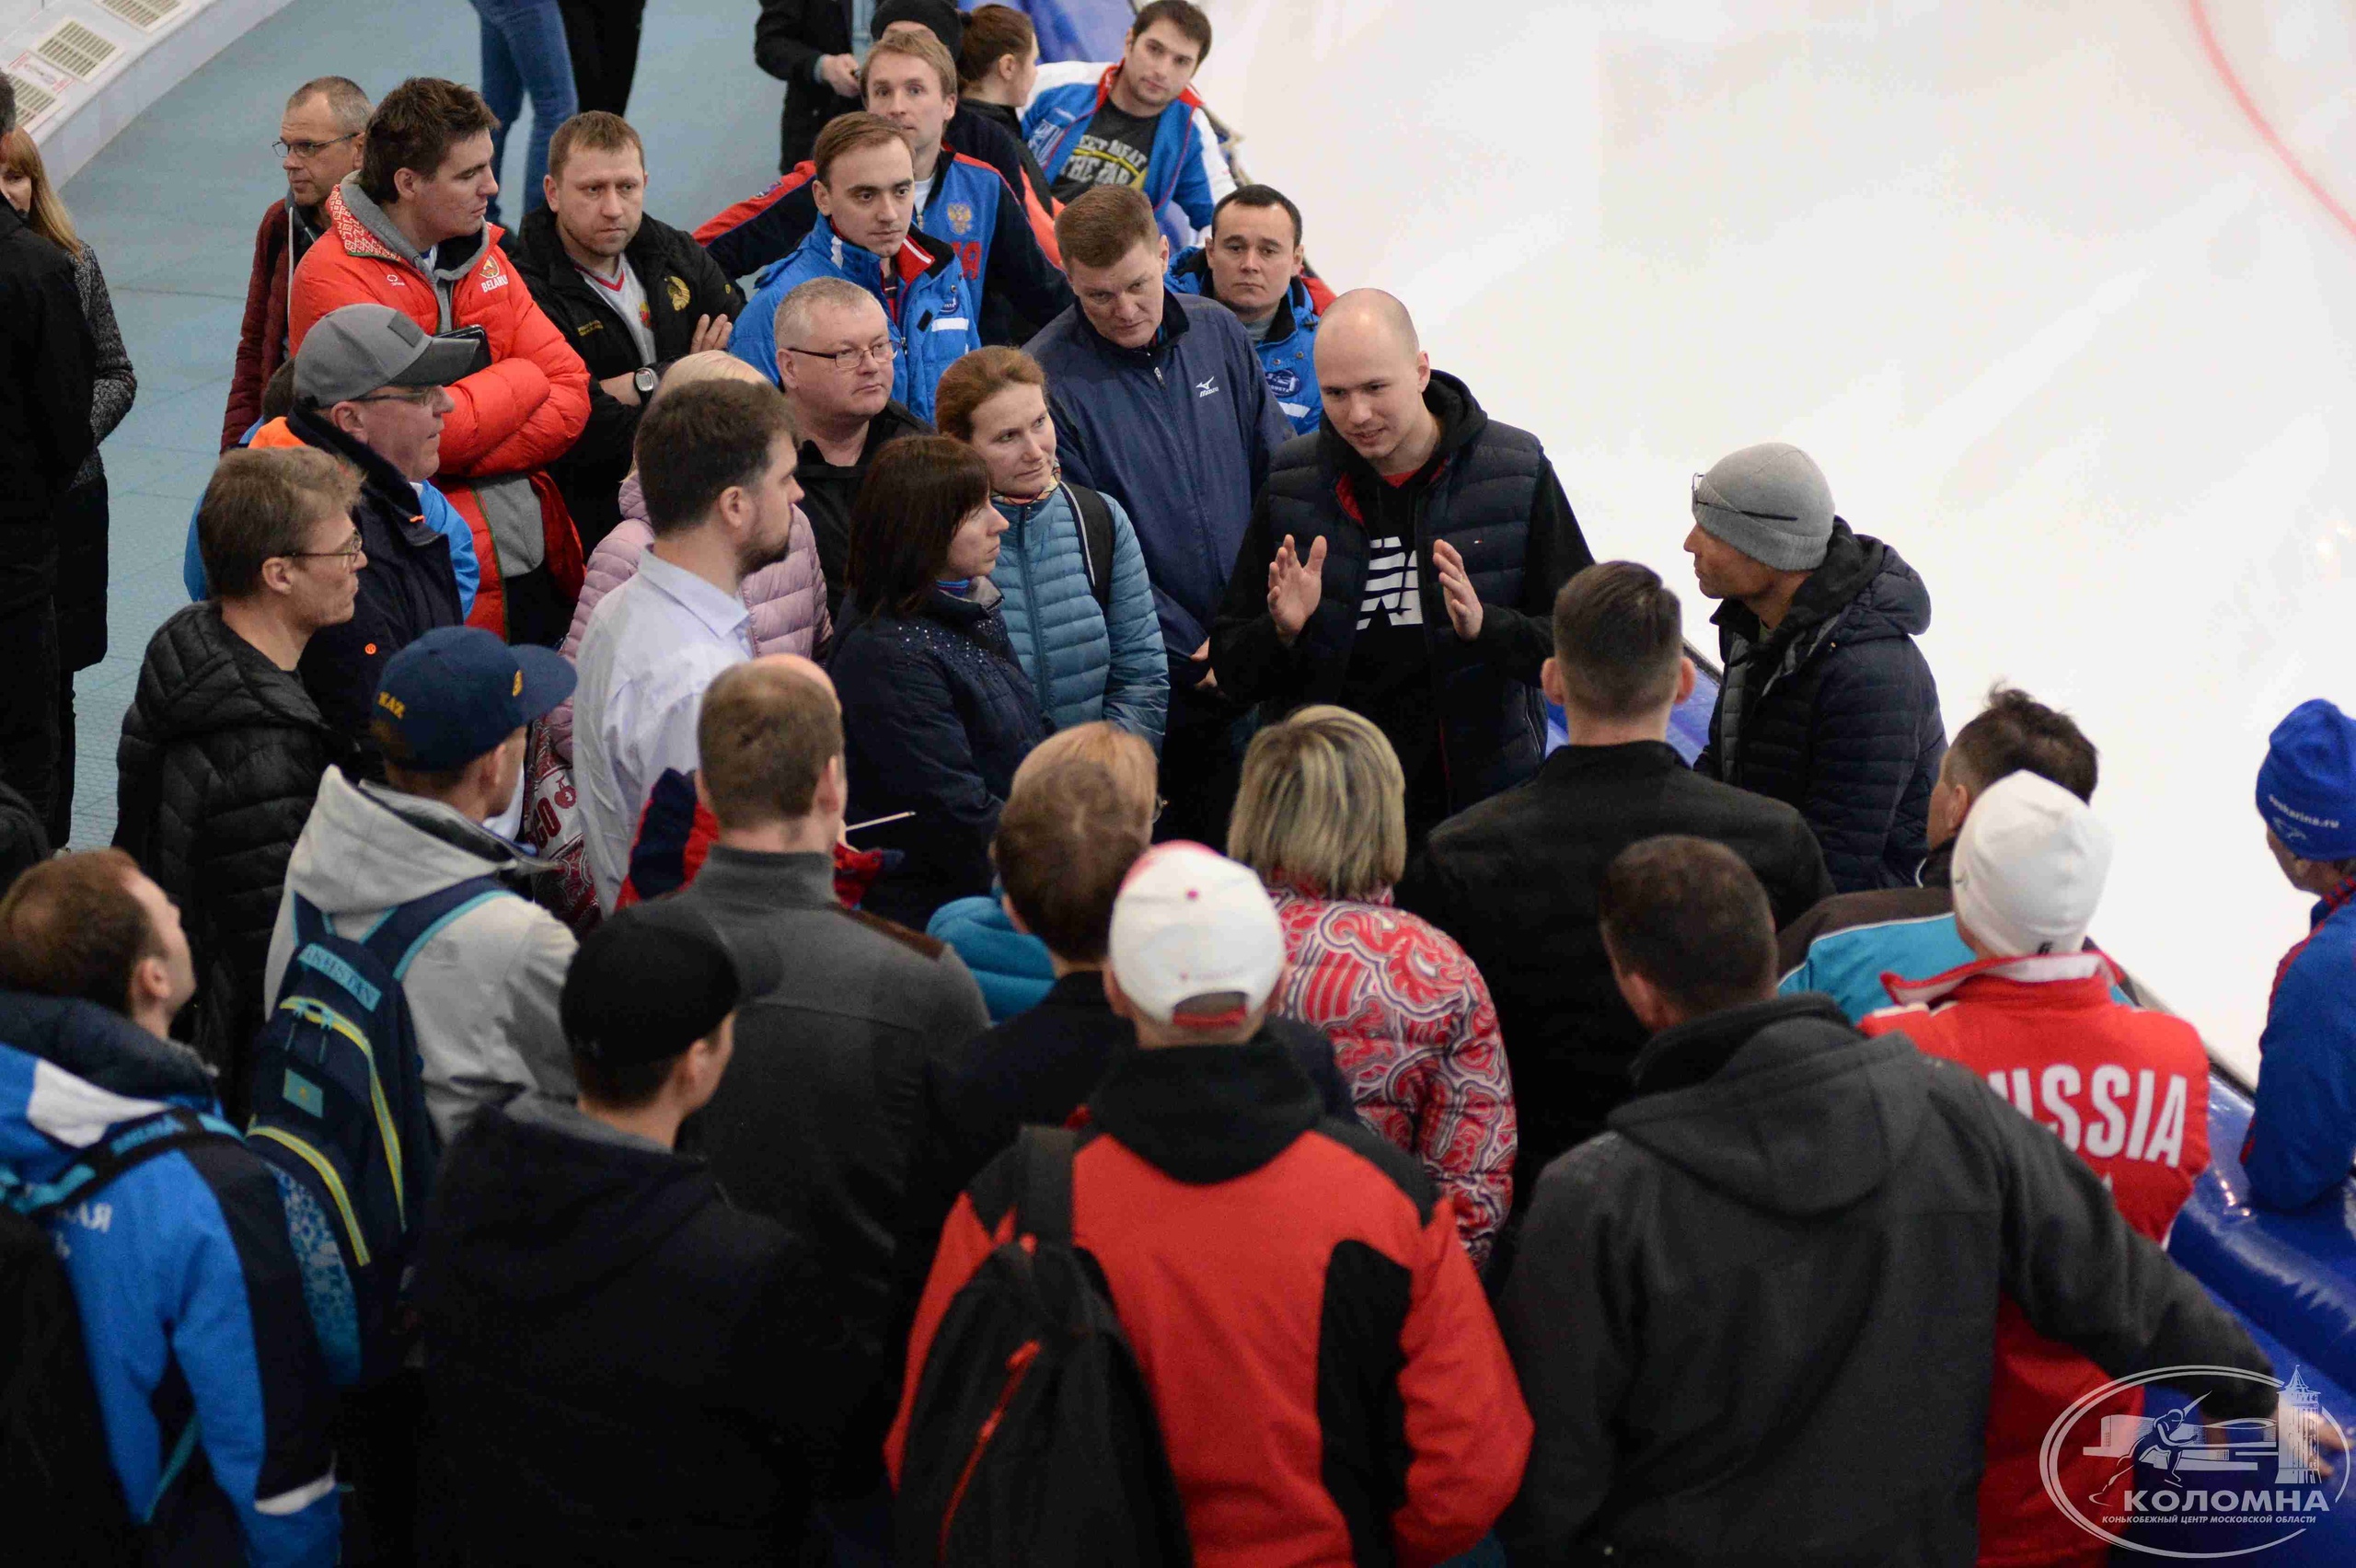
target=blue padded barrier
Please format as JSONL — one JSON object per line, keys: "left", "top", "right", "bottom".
{"left": 1001, "top": 0, "right": 1134, "bottom": 62}
{"left": 1547, "top": 642, "right": 1720, "bottom": 763}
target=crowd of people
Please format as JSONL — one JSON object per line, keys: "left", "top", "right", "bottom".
{"left": 3, "top": 3, "right": 2356, "bottom": 1564}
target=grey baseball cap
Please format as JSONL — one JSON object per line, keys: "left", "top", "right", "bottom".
{"left": 295, "top": 304, "right": 484, "bottom": 408}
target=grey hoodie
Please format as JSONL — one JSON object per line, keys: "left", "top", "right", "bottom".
{"left": 264, "top": 767, "right": 576, "bottom": 1143}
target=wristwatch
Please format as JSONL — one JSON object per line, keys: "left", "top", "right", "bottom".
{"left": 632, "top": 366, "right": 658, "bottom": 398}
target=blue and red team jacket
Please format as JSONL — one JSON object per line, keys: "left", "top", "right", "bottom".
{"left": 2244, "top": 873, "right": 2356, "bottom": 1209}
{"left": 697, "top": 153, "right": 1069, "bottom": 335}
{"left": 725, "top": 214, "right": 978, "bottom": 424}
{"left": 1167, "top": 245, "right": 1322, "bottom": 434}
{"left": 1023, "top": 61, "right": 1234, "bottom": 247}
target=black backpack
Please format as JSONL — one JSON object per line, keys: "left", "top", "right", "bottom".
{"left": 1068, "top": 483, "right": 1117, "bottom": 615}
{"left": 894, "top": 1125, "right": 1192, "bottom": 1568}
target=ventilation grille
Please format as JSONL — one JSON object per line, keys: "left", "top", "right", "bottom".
{"left": 4, "top": 74, "right": 58, "bottom": 125}
{"left": 36, "top": 21, "right": 119, "bottom": 80}
{"left": 97, "top": 0, "right": 183, "bottom": 30}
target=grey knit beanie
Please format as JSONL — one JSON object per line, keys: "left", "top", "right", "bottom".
{"left": 1692, "top": 443, "right": 1835, "bottom": 571}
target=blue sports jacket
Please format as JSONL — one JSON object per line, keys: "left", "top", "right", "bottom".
{"left": 730, "top": 216, "right": 977, "bottom": 424}
{"left": 0, "top": 993, "right": 343, "bottom": 1565}
{"left": 1024, "top": 290, "right": 1292, "bottom": 664}
{"left": 1168, "top": 246, "right": 1322, "bottom": 434}
{"left": 2244, "top": 875, "right": 2356, "bottom": 1209}
{"left": 989, "top": 482, "right": 1167, "bottom": 748}
{"left": 1023, "top": 62, "right": 1232, "bottom": 244}
{"left": 1781, "top": 910, "right": 1975, "bottom": 1021}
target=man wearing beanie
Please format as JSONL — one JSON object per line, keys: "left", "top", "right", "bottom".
{"left": 2244, "top": 698, "right": 2356, "bottom": 1209}
{"left": 1686, "top": 442, "right": 1946, "bottom": 892}
{"left": 1861, "top": 773, "right": 2212, "bottom": 1567}
{"left": 890, "top": 843, "right": 1531, "bottom": 1565}
{"left": 412, "top": 899, "right": 865, "bottom": 1563}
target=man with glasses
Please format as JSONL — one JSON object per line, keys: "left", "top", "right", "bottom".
{"left": 771, "top": 276, "right": 930, "bottom": 617}
{"left": 1684, "top": 442, "right": 1946, "bottom": 893}
{"left": 114, "top": 447, "right": 363, "bottom": 1090}
{"left": 223, "top": 76, "right": 370, "bottom": 451}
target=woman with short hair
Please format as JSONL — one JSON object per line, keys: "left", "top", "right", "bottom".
{"left": 1230, "top": 704, "right": 1516, "bottom": 1264}
{"left": 829, "top": 436, "right": 1046, "bottom": 928}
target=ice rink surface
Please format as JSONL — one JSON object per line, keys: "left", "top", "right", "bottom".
{"left": 1193, "top": 0, "right": 2356, "bottom": 1080}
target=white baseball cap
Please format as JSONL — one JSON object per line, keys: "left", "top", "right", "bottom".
{"left": 1952, "top": 770, "right": 2114, "bottom": 957}
{"left": 1107, "top": 843, "right": 1287, "bottom": 1027}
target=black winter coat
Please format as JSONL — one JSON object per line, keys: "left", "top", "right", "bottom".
{"left": 754, "top": 0, "right": 857, "bottom": 170}
{"left": 1695, "top": 520, "right": 1946, "bottom": 893}
{"left": 0, "top": 198, "right": 96, "bottom": 525}
{"left": 413, "top": 1101, "right": 864, "bottom": 1566}
{"left": 795, "top": 400, "right": 933, "bottom": 620}
{"left": 828, "top": 582, "right": 1047, "bottom": 928}
{"left": 114, "top": 605, "right": 350, "bottom": 1095}
{"left": 1212, "top": 372, "right": 1591, "bottom": 824}
{"left": 1395, "top": 742, "right": 1831, "bottom": 1186}
{"left": 512, "top": 209, "right": 745, "bottom": 551}
{"left": 285, "top": 408, "right": 463, "bottom": 767}
{"left": 1498, "top": 994, "right": 2275, "bottom": 1567}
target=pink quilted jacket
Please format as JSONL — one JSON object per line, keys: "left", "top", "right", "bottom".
{"left": 549, "top": 473, "right": 833, "bottom": 762}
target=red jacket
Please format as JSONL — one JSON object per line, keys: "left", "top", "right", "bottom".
{"left": 1864, "top": 953, "right": 2210, "bottom": 1567}
{"left": 887, "top": 1043, "right": 1530, "bottom": 1568}
{"left": 222, "top": 201, "right": 300, "bottom": 451}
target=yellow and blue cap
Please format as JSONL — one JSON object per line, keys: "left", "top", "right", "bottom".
{"left": 374, "top": 626, "right": 575, "bottom": 771}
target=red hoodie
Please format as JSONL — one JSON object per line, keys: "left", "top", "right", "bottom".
{"left": 1864, "top": 952, "right": 2210, "bottom": 1567}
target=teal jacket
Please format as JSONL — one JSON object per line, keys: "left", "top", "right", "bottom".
{"left": 927, "top": 896, "right": 1056, "bottom": 1022}
{"left": 989, "top": 483, "right": 1167, "bottom": 749}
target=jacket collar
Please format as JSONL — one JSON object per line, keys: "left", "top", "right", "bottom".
{"left": 1533, "top": 739, "right": 1686, "bottom": 785}
{"left": 1877, "top": 950, "right": 2115, "bottom": 1011}
{"left": 328, "top": 178, "right": 495, "bottom": 279}
{"left": 1322, "top": 369, "right": 1484, "bottom": 501}
{"left": 688, "top": 845, "right": 837, "bottom": 909}
{"left": 1169, "top": 248, "right": 1311, "bottom": 343}
{"left": 1710, "top": 518, "right": 1877, "bottom": 654}
{"left": 1039, "top": 969, "right": 1113, "bottom": 1011}
{"left": 1072, "top": 286, "right": 1195, "bottom": 366}
{"left": 0, "top": 991, "right": 217, "bottom": 1124}
{"left": 1092, "top": 62, "right": 1206, "bottom": 117}
{"left": 808, "top": 214, "right": 956, "bottom": 294}
{"left": 1629, "top": 993, "right": 1851, "bottom": 1098}
{"left": 286, "top": 404, "right": 422, "bottom": 510}
{"left": 1087, "top": 1037, "right": 1322, "bottom": 1184}
{"left": 2315, "top": 872, "right": 2356, "bottom": 928}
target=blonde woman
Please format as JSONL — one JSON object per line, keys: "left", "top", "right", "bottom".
{"left": 3, "top": 127, "right": 135, "bottom": 843}
{"left": 1230, "top": 705, "right": 1515, "bottom": 1263}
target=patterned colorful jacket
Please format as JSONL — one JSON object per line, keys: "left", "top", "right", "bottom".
{"left": 1265, "top": 883, "right": 1515, "bottom": 1263}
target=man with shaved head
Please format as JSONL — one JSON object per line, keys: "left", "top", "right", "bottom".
{"left": 1212, "top": 289, "right": 1592, "bottom": 838}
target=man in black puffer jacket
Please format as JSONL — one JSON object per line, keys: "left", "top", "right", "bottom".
{"left": 1212, "top": 291, "right": 1592, "bottom": 838}
{"left": 114, "top": 448, "right": 359, "bottom": 1110}
{"left": 1686, "top": 442, "right": 1945, "bottom": 891}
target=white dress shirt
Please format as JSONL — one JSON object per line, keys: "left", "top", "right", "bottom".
{"left": 572, "top": 550, "right": 756, "bottom": 909}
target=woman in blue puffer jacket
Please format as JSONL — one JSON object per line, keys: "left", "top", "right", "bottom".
{"left": 934, "top": 347, "right": 1167, "bottom": 752}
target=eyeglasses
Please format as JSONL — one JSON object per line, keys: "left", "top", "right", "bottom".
{"left": 349, "top": 388, "right": 440, "bottom": 408}
{"left": 1692, "top": 472, "right": 1799, "bottom": 524}
{"left": 784, "top": 340, "right": 897, "bottom": 371}
{"left": 274, "top": 132, "right": 361, "bottom": 160}
{"left": 284, "top": 533, "right": 365, "bottom": 565}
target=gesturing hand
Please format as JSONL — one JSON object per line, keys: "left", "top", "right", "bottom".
{"left": 1432, "top": 539, "right": 1484, "bottom": 641}
{"left": 1267, "top": 534, "right": 1327, "bottom": 644}
{"left": 820, "top": 53, "right": 862, "bottom": 97}
{"left": 688, "top": 313, "right": 733, "bottom": 353}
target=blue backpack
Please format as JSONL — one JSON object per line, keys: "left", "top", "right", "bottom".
{"left": 246, "top": 876, "right": 512, "bottom": 1384}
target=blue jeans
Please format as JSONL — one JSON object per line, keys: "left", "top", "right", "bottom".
{"left": 470, "top": 0, "right": 576, "bottom": 225}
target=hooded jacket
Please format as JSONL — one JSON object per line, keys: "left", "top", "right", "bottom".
{"left": 728, "top": 215, "right": 977, "bottom": 424}
{"left": 0, "top": 993, "right": 340, "bottom": 1566}
{"left": 1023, "top": 61, "right": 1235, "bottom": 243}
{"left": 1776, "top": 839, "right": 1969, "bottom": 1020}
{"left": 1696, "top": 519, "right": 1946, "bottom": 893}
{"left": 1861, "top": 953, "right": 2211, "bottom": 1568}
{"left": 1497, "top": 994, "right": 2272, "bottom": 1567}
{"left": 1168, "top": 246, "right": 1322, "bottom": 432}
{"left": 264, "top": 768, "right": 577, "bottom": 1146}
{"left": 989, "top": 481, "right": 1167, "bottom": 745}
{"left": 2243, "top": 872, "right": 2356, "bottom": 1210}
{"left": 114, "top": 604, "right": 352, "bottom": 1092}
{"left": 412, "top": 1098, "right": 863, "bottom": 1566}
{"left": 1026, "top": 288, "right": 1292, "bottom": 666}
{"left": 549, "top": 472, "right": 831, "bottom": 764}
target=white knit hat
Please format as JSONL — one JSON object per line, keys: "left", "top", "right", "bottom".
{"left": 1951, "top": 771, "right": 2114, "bottom": 957}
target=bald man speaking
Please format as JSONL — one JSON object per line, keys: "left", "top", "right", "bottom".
{"left": 1211, "top": 290, "right": 1593, "bottom": 837}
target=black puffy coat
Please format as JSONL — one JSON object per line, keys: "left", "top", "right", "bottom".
{"left": 1695, "top": 521, "right": 1946, "bottom": 892}
{"left": 114, "top": 605, "right": 351, "bottom": 1098}
{"left": 828, "top": 582, "right": 1046, "bottom": 928}
{"left": 0, "top": 198, "right": 95, "bottom": 525}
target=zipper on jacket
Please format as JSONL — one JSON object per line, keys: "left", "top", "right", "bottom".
{"left": 1008, "top": 507, "right": 1056, "bottom": 720}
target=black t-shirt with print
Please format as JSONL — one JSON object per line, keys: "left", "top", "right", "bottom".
{"left": 1050, "top": 100, "right": 1160, "bottom": 202}
{"left": 1341, "top": 467, "right": 1450, "bottom": 830}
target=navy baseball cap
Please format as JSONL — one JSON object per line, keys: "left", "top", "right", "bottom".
{"left": 373, "top": 626, "right": 575, "bottom": 770}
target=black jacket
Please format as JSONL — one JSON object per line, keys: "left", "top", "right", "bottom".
{"left": 114, "top": 605, "right": 351, "bottom": 1096}
{"left": 828, "top": 582, "right": 1048, "bottom": 928}
{"left": 284, "top": 407, "right": 463, "bottom": 767}
{"left": 1212, "top": 373, "right": 1592, "bottom": 828}
{"left": 1498, "top": 994, "right": 2273, "bottom": 1567}
{"left": 755, "top": 0, "right": 856, "bottom": 169}
{"left": 413, "top": 1101, "right": 863, "bottom": 1566}
{"left": 797, "top": 400, "right": 932, "bottom": 620}
{"left": 0, "top": 198, "right": 96, "bottom": 524}
{"left": 1695, "top": 521, "right": 1946, "bottom": 894}
{"left": 964, "top": 98, "right": 1060, "bottom": 230}
{"left": 1395, "top": 741, "right": 1832, "bottom": 1185}
{"left": 512, "top": 208, "right": 745, "bottom": 551}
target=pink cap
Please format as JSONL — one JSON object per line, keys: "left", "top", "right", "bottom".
{"left": 1107, "top": 843, "right": 1287, "bottom": 1027}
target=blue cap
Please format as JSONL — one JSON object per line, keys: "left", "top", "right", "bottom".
{"left": 373, "top": 627, "right": 575, "bottom": 771}
{"left": 2258, "top": 699, "right": 2356, "bottom": 860}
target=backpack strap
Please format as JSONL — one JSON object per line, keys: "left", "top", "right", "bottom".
{"left": 358, "top": 875, "right": 515, "bottom": 979}
{"left": 1065, "top": 483, "right": 1115, "bottom": 616}
{"left": 10, "top": 1107, "right": 241, "bottom": 1222}
{"left": 1014, "top": 1124, "right": 1077, "bottom": 1247}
